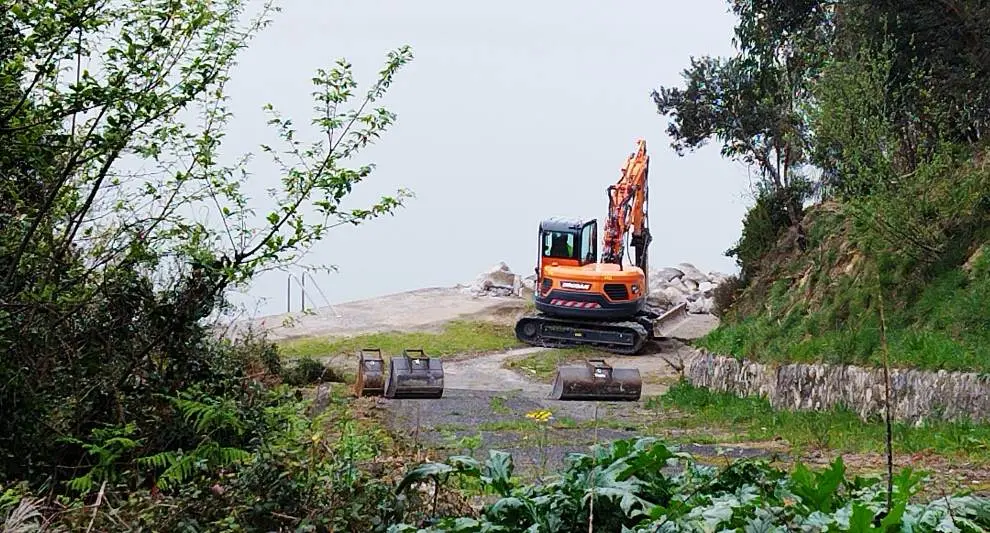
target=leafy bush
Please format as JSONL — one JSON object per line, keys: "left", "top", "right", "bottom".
{"left": 725, "top": 190, "right": 794, "bottom": 284}
{"left": 3, "top": 384, "right": 416, "bottom": 532}
{"left": 711, "top": 274, "right": 744, "bottom": 318}
{"left": 281, "top": 357, "right": 339, "bottom": 386}
{"left": 392, "top": 437, "right": 990, "bottom": 532}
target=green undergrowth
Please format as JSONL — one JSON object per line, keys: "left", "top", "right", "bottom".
{"left": 279, "top": 320, "right": 522, "bottom": 359}
{"left": 391, "top": 436, "right": 990, "bottom": 532}
{"left": 704, "top": 148, "right": 990, "bottom": 374}
{"left": 651, "top": 381, "right": 990, "bottom": 462}
{"left": 0, "top": 374, "right": 431, "bottom": 531}
{"left": 698, "top": 252, "right": 990, "bottom": 372}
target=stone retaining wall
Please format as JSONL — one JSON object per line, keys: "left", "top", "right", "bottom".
{"left": 679, "top": 350, "right": 990, "bottom": 424}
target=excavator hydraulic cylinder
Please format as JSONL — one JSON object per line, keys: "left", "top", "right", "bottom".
{"left": 384, "top": 349, "right": 444, "bottom": 399}
{"left": 549, "top": 359, "right": 641, "bottom": 402}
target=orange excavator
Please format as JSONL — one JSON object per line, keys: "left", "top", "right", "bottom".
{"left": 514, "top": 139, "right": 688, "bottom": 354}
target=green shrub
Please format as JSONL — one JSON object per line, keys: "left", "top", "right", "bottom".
{"left": 392, "top": 437, "right": 990, "bottom": 532}
{"left": 711, "top": 274, "right": 743, "bottom": 318}
{"left": 281, "top": 357, "right": 339, "bottom": 386}
{"left": 7, "top": 385, "right": 411, "bottom": 532}
{"left": 725, "top": 191, "right": 793, "bottom": 283}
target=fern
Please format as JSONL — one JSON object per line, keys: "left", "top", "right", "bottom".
{"left": 119, "top": 389, "right": 256, "bottom": 490}
{"left": 61, "top": 423, "right": 142, "bottom": 494}
{"left": 137, "top": 429, "right": 251, "bottom": 490}
{"left": 170, "top": 392, "right": 246, "bottom": 437}
{"left": 2, "top": 496, "right": 44, "bottom": 533}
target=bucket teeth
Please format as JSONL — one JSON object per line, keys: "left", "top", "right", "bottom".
{"left": 354, "top": 348, "right": 385, "bottom": 397}
{"left": 384, "top": 348, "right": 444, "bottom": 399}
{"left": 549, "top": 359, "right": 642, "bottom": 402}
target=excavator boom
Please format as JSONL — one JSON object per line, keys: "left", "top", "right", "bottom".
{"left": 602, "top": 139, "right": 651, "bottom": 273}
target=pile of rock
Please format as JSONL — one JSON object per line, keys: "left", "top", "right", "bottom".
{"left": 461, "top": 261, "right": 731, "bottom": 313}
{"left": 648, "top": 263, "right": 729, "bottom": 314}
{"left": 461, "top": 262, "right": 533, "bottom": 298}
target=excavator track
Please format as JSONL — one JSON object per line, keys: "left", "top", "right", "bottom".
{"left": 514, "top": 312, "right": 651, "bottom": 355}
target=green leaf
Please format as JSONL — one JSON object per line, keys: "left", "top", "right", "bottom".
{"left": 396, "top": 462, "right": 454, "bottom": 495}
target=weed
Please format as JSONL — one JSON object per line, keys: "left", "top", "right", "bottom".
{"left": 488, "top": 396, "right": 510, "bottom": 414}
{"left": 525, "top": 409, "right": 553, "bottom": 480}
{"left": 392, "top": 437, "right": 990, "bottom": 531}
{"left": 650, "top": 380, "right": 990, "bottom": 461}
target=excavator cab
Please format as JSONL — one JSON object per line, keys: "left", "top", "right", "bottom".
{"left": 538, "top": 218, "right": 597, "bottom": 267}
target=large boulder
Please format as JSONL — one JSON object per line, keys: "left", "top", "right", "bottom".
{"left": 688, "top": 297, "right": 714, "bottom": 314}
{"left": 697, "top": 281, "right": 717, "bottom": 297}
{"left": 652, "top": 267, "right": 684, "bottom": 283}
{"left": 646, "top": 290, "right": 672, "bottom": 308}
{"left": 677, "top": 262, "right": 712, "bottom": 284}
{"left": 466, "top": 262, "right": 524, "bottom": 297}
{"left": 661, "top": 286, "right": 688, "bottom": 306}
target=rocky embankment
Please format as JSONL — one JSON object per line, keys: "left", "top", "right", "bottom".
{"left": 459, "top": 264, "right": 990, "bottom": 426}
{"left": 675, "top": 350, "right": 990, "bottom": 425}
{"left": 461, "top": 261, "right": 729, "bottom": 314}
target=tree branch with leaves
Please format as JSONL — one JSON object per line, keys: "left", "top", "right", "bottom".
{"left": 0, "top": 0, "right": 415, "bottom": 486}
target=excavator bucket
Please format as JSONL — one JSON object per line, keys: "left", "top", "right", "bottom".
{"left": 549, "top": 359, "right": 642, "bottom": 402}
{"left": 384, "top": 349, "right": 444, "bottom": 399}
{"left": 354, "top": 348, "right": 385, "bottom": 397}
{"left": 652, "top": 302, "right": 690, "bottom": 338}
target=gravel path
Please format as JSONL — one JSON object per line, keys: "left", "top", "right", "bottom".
{"left": 379, "top": 333, "right": 780, "bottom": 476}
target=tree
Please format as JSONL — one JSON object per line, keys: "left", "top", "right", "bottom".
{"left": 650, "top": 1, "right": 833, "bottom": 230}
{"left": 0, "top": 0, "right": 413, "bottom": 483}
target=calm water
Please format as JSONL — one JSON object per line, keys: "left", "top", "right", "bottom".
{"left": 219, "top": 0, "right": 751, "bottom": 318}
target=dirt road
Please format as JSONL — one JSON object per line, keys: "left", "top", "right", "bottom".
{"left": 228, "top": 287, "right": 527, "bottom": 340}
{"left": 379, "top": 333, "right": 780, "bottom": 476}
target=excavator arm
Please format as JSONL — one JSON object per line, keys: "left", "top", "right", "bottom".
{"left": 601, "top": 139, "right": 651, "bottom": 278}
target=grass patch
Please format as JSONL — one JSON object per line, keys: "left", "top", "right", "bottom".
{"left": 489, "top": 395, "right": 511, "bottom": 414}
{"left": 649, "top": 380, "right": 990, "bottom": 461}
{"left": 708, "top": 152, "right": 990, "bottom": 375}
{"left": 503, "top": 347, "right": 604, "bottom": 380}
{"left": 698, "top": 244, "right": 990, "bottom": 373}
{"left": 279, "top": 320, "right": 522, "bottom": 359}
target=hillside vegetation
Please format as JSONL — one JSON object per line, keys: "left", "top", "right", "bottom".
{"left": 5, "top": 0, "right": 990, "bottom": 531}
{"left": 0, "top": 1, "right": 424, "bottom": 529}
{"left": 653, "top": 2, "right": 990, "bottom": 373}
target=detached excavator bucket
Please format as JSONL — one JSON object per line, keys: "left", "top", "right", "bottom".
{"left": 354, "top": 348, "right": 385, "bottom": 397}
{"left": 549, "top": 359, "right": 642, "bottom": 402}
{"left": 653, "top": 302, "right": 690, "bottom": 338}
{"left": 384, "top": 349, "right": 444, "bottom": 399}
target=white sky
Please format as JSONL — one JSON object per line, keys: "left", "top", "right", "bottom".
{"left": 219, "top": 0, "right": 755, "bottom": 316}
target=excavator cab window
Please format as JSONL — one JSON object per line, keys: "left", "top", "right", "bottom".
{"left": 580, "top": 221, "right": 597, "bottom": 264}
{"left": 542, "top": 231, "right": 576, "bottom": 259}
